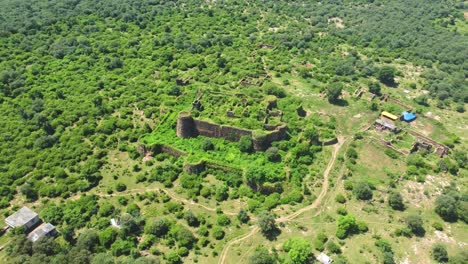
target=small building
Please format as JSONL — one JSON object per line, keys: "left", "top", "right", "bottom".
{"left": 375, "top": 119, "right": 400, "bottom": 132}
{"left": 317, "top": 252, "right": 333, "bottom": 264}
{"left": 381, "top": 111, "right": 398, "bottom": 121}
{"left": 110, "top": 218, "right": 121, "bottom": 228}
{"left": 402, "top": 111, "right": 416, "bottom": 122}
{"left": 5, "top": 207, "right": 40, "bottom": 230}
{"left": 435, "top": 146, "right": 449, "bottom": 157}
{"left": 27, "top": 223, "right": 57, "bottom": 243}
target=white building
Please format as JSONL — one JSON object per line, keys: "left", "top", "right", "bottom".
{"left": 5, "top": 207, "right": 40, "bottom": 230}
{"left": 27, "top": 223, "right": 57, "bottom": 242}
{"left": 317, "top": 252, "right": 333, "bottom": 264}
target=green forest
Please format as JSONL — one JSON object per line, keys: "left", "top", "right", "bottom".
{"left": 0, "top": 0, "right": 466, "bottom": 264}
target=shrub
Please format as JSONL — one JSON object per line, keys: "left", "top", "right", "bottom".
{"left": 388, "top": 192, "right": 405, "bottom": 210}
{"left": 335, "top": 193, "right": 346, "bottom": 204}
{"left": 212, "top": 226, "right": 225, "bottom": 240}
{"left": 238, "top": 136, "right": 253, "bottom": 153}
{"left": 432, "top": 244, "right": 448, "bottom": 263}
{"left": 354, "top": 182, "right": 373, "bottom": 200}
{"left": 216, "top": 215, "right": 231, "bottom": 226}
{"left": 115, "top": 182, "right": 127, "bottom": 192}
{"left": 435, "top": 195, "right": 458, "bottom": 222}
{"left": 405, "top": 214, "right": 425, "bottom": 236}
{"left": 201, "top": 139, "right": 214, "bottom": 151}
{"left": 432, "top": 222, "right": 444, "bottom": 231}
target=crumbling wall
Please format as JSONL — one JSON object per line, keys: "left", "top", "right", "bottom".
{"left": 176, "top": 112, "right": 287, "bottom": 151}
{"left": 137, "top": 142, "right": 186, "bottom": 158}
{"left": 194, "top": 119, "right": 221, "bottom": 137}
{"left": 220, "top": 125, "right": 252, "bottom": 141}
{"left": 177, "top": 112, "right": 197, "bottom": 138}
{"left": 183, "top": 160, "right": 242, "bottom": 174}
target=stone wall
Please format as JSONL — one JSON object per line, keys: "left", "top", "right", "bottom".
{"left": 137, "top": 143, "right": 186, "bottom": 158}
{"left": 176, "top": 112, "right": 287, "bottom": 151}
{"left": 183, "top": 160, "right": 243, "bottom": 174}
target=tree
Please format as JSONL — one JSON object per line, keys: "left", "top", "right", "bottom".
{"left": 115, "top": 182, "right": 127, "bottom": 192}
{"left": 432, "top": 244, "right": 449, "bottom": 263}
{"left": 388, "top": 192, "right": 405, "bottom": 210}
{"left": 405, "top": 214, "right": 425, "bottom": 236}
{"left": 20, "top": 182, "right": 38, "bottom": 201}
{"left": 237, "top": 208, "right": 250, "bottom": 223}
{"left": 265, "top": 147, "right": 281, "bottom": 162}
{"left": 126, "top": 203, "right": 141, "bottom": 217}
{"left": 212, "top": 226, "right": 225, "bottom": 240}
{"left": 248, "top": 247, "right": 276, "bottom": 264}
{"left": 303, "top": 127, "right": 320, "bottom": 145}
{"left": 170, "top": 225, "right": 196, "bottom": 248}
{"left": 145, "top": 218, "right": 170, "bottom": 237}
{"left": 283, "top": 237, "right": 312, "bottom": 264}
{"left": 336, "top": 214, "right": 367, "bottom": 239}
{"left": 99, "top": 227, "right": 118, "bottom": 248}
{"left": 378, "top": 66, "right": 396, "bottom": 86}
{"left": 91, "top": 253, "right": 114, "bottom": 264}
{"left": 368, "top": 82, "right": 381, "bottom": 95}
{"left": 257, "top": 211, "right": 277, "bottom": 236}
{"left": 76, "top": 230, "right": 99, "bottom": 253}
{"left": 111, "top": 239, "right": 134, "bottom": 256}
{"left": 238, "top": 136, "right": 253, "bottom": 153}
{"left": 327, "top": 82, "right": 343, "bottom": 103}
{"left": 166, "top": 251, "right": 181, "bottom": 264}
{"left": 201, "top": 139, "right": 214, "bottom": 151}
{"left": 40, "top": 204, "right": 64, "bottom": 225}
{"left": 354, "top": 182, "right": 373, "bottom": 200}
{"left": 215, "top": 184, "right": 229, "bottom": 201}
{"left": 435, "top": 195, "right": 458, "bottom": 222}
{"left": 184, "top": 210, "right": 199, "bottom": 227}
{"left": 32, "top": 237, "right": 60, "bottom": 256}
{"left": 216, "top": 214, "right": 231, "bottom": 226}
{"left": 244, "top": 166, "right": 267, "bottom": 191}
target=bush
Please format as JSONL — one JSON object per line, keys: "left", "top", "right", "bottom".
{"left": 435, "top": 195, "right": 458, "bottom": 222}
{"left": 388, "top": 192, "right": 405, "bottom": 210}
{"left": 216, "top": 215, "right": 231, "bottom": 226}
{"left": 335, "top": 193, "right": 346, "bottom": 204}
{"left": 201, "top": 139, "right": 214, "bottom": 151}
{"left": 432, "top": 244, "right": 448, "bottom": 263}
{"left": 326, "top": 241, "right": 341, "bottom": 254}
{"left": 336, "top": 207, "right": 347, "bottom": 215}
{"left": 238, "top": 136, "right": 253, "bottom": 153}
{"left": 432, "top": 222, "right": 444, "bottom": 231}
{"left": 212, "top": 226, "right": 225, "bottom": 240}
{"left": 115, "top": 182, "right": 127, "bottom": 192}
{"left": 354, "top": 182, "right": 373, "bottom": 200}
{"left": 405, "top": 214, "right": 425, "bottom": 236}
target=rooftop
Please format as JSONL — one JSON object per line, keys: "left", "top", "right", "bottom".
{"left": 381, "top": 111, "right": 398, "bottom": 120}
{"left": 27, "top": 223, "right": 56, "bottom": 242}
{"left": 5, "top": 207, "right": 38, "bottom": 228}
{"left": 317, "top": 252, "right": 332, "bottom": 264}
{"left": 402, "top": 111, "right": 416, "bottom": 122}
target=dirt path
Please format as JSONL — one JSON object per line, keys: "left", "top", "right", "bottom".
{"left": 218, "top": 136, "right": 345, "bottom": 264}
{"left": 278, "top": 136, "right": 344, "bottom": 222}
{"left": 218, "top": 226, "right": 260, "bottom": 264}
{"left": 71, "top": 186, "right": 240, "bottom": 216}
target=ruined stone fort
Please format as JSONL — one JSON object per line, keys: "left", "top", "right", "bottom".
{"left": 176, "top": 111, "right": 287, "bottom": 151}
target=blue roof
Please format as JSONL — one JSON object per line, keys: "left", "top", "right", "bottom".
{"left": 402, "top": 112, "right": 416, "bottom": 121}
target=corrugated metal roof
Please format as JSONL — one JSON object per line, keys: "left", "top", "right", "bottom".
{"left": 27, "top": 223, "right": 56, "bottom": 242}
{"left": 5, "top": 207, "right": 38, "bottom": 228}
{"left": 381, "top": 111, "right": 398, "bottom": 120}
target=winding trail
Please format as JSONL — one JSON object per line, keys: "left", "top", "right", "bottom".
{"left": 71, "top": 186, "right": 241, "bottom": 216}
{"left": 218, "top": 136, "right": 346, "bottom": 264}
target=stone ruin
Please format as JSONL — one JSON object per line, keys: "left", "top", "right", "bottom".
{"left": 176, "top": 111, "right": 287, "bottom": 151}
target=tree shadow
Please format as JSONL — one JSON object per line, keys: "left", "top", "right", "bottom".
{"left": 262, "top": 226, "right": 281, "bottom": 241}
{"left": 330, "top": 99, "right": 349, "bottom": 107}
